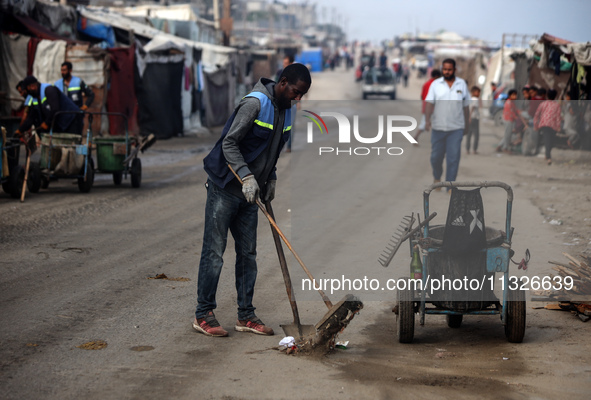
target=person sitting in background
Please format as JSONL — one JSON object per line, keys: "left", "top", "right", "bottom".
{"left": 534, "top": 89, "right": 562, "bottom": 165}
{"left": 563, "top": 91, "right": 580, "bottom": 149}
{"left": 466, "top": 86, "right": 481, "bottom": 154}
{"left": 497, "top": 89, "right": 527, "bottom": 153}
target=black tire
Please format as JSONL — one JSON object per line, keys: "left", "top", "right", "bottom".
{"left": 41, "top": 176, "right": 50, "bottom": 189}
{"left": 362, "top": 93, "right": 367, "bottom": 100}
{"left": 113, "top": 171, "right": 123, "bottom": 185}
{"left": 2, "top": 179, "right": 10, "bottom": 194}
{"left": 9, "top": 165, "right": 25, "bottom": 199}
{"left": 130, "top": 158, "right": 141, "bottom": 188}
{"left": 78, "top": 157, "right": 94, "bottom": 193}
{"left": 27, "top": 162, "right": 42, "bottom": 193}
{"left": 446, "top": 314, "right": 463, "bottom": 328}
{"left": 397, "top": 278, "right": 415, "bottom": 343}
{"left": 390, "top": 91, "right": 396, "bottom": 100}
{"left": 505, "top": 288, "right": 526, "bottom": 343}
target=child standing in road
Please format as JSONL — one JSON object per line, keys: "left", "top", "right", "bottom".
{"left": 466, "top": 86, "right": 481, "bottom": 154}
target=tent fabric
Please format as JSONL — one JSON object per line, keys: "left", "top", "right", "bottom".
{"left": 77, "top": 17, "right": 116, "bottom": 48}
{"left": 32, "top": 1, "right": 77, "bottom": 40}
{"left": 32, "top": 39, "right": 66, "bottom": 84}
{"left": 80, "top": 7, "right": 235, "bottom": 68}
{"left": 0, "top": 33, "right": 30, "bottom": 113}
{"left": 65, "top": 44, "right": 106, "bottom": 87}
{"left": 12, "top": 13, "right": 78, "bottom": 43}
{"left": 135, "top": 61, "right": 183, "bottom": 139}
{"left": 202, "top": 65, "right": 232, "bottom": 127}
{"left": 107, "top": 46, "right": 139, "bottom": 136}
{"left": 27, "top": 36, "right": 40, "bottom": 75}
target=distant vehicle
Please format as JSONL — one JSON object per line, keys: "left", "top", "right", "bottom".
{"left": 362, "top": 67, "right": 397, "bottom": 100}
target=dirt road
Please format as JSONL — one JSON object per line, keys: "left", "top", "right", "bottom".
{"left": 1, "top": 66, "right": 590, "bottom": 399}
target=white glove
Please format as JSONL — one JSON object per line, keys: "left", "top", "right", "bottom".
{"left": 263, "top": 180, "right": 276, "bottom": 202}
{"left": 242, "top": 175, "right": 259, "bottom": 204}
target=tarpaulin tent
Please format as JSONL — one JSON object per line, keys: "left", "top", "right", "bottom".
{"left": 135, "top": 39, "right": 184, "bottom": 139}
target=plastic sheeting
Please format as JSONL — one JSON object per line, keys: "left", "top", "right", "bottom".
{"left": 202, "top": 65, "right": 234, "bottom": 127}
{"left": 135, "top": 60, "right": 183, "bottom": 139}
{"left": 77, "top": 18, "right": 116, "bottom": 48}
{"left": 107, "top": 46, "right": 138, "bottom": 136}
{"left": 32, "top": 39, "right": 66, "bottom": 84}
{"left": 0, "top": 33, "right": 30, "bottom": 113}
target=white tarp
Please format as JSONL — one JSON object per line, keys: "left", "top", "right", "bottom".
{"left": 33, "top": 39, "right": 66, "bottom": 84}
{"left": 65, "top": 45, "right": 105, "bottom": 86}
{"left": 80, "top": 7, "right": 234, "bottom": 68}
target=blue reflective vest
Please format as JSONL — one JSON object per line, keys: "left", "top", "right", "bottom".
{"left": 203, "top": 91, "right": 292, "bottom": 189}
{"left": 24, "top": 95, "right": 37, "bottom": 107}
{"left": 55, "top": 76, "right": 84, "bottom": 107}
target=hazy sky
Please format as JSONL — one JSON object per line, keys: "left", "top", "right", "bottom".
{"left": 313, "top": 0, "right": 591, "bottom": 44}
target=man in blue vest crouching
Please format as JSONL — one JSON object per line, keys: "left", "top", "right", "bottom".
{"left": 193, "top": 63, "right": 311, "bottom": 337}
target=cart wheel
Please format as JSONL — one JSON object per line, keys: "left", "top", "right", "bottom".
{"left": 27, "top": 162, "right": 42, "bottom": 193}
{"left": 397, "top": 278, "right": 415, "bottom": 343}
{"left": 130, "top": 158, "right": 141, "bottom": 188}
{"left": 78, "top": 158, "right": 95, "bottom": 193}
{"left": 446, "top": 314, "right": 463, "bottom": 328}
{"left": 504, "top": 288, "right": 526, "bottom": 343}
{"left": 41, "top": 176, "right": 50, "bottom": 189}
{"left": 113, "top": 171, "right": 123, "bottom": 185}
{"left": 9, "top": 165, "right": 25, "bottom": 199}
{"left": 2, "top": 179, "right": 10, "bottom": 194}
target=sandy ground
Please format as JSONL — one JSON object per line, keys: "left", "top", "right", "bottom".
{"left": 0, "top": 65, "right": 590, "bottom": 399}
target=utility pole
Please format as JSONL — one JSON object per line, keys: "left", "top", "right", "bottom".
{"left": 221, "top": 0, "right": 233, "bottom": 46}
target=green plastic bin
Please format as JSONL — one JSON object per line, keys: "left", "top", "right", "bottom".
{"left": 95, "top": 137, "right": 128, "bottom": 172}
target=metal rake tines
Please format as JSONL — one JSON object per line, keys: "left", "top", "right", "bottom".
{"left": 378, "top": 214, "right": 415, "bottom": 268}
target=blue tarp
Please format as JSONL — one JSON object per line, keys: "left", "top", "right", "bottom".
{"left": 296, "top": 49, "right": 323, "bottom": 72}
{"left": 77, "top": 18, "right": 116, "bottom": 48}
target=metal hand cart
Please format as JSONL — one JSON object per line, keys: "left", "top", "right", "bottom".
{"left": 39, "top": 111, "right": 93, "bottom": 193}
{"left": 91, "top": 112, "right": 142, "bottom": 188}
{"left": 395, "top": 181, "right": 526, "bottom": 344}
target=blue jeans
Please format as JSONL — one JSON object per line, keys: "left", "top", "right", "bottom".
{"left": 430, "top": 128, "right": 463, "bottom": 182}
{"left": 195, "top": 180, "right": 259, "bottom": 320}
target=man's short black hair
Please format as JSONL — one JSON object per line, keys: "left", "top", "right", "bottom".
{"left": 508, "top": 89, "right": 517, "bottom": 96}
{"left": 22, "top": 75, "right": 38, "bottom": 87}
{"left": 61, "top": 61, "right": 73, "bottom": 70}
{"left": 529, "top": 85, "right": 538, "bottom": 92}
{"left": 16, "top": 80, "right": 25, "bottom": 90}
{"left": 547, "top": 89, "right": 557, "bottom": 100}
{"left": 442, "top": 58, "right": 456, "bottom": 68}
{"left": 280, "top": 63, "right": 311, "bottom": 85}
{"left": 431, "top": 69, "right": 441, "bottom": 78}
{"left": 537, "top": 88, "right": 547, "bottom": 95}
{"left": 471, "top": 86, "right": 481, "bottom": 93}
{"left": 284, "top": 54, "right": 295, "bottom": 64}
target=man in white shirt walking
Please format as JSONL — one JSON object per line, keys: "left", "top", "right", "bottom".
{"left": 424, "top": 59, "right": 470, "bottom": 186}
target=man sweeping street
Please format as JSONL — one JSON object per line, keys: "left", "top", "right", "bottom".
{"left": 193, "top": 63, "right": 311, "bottom": 337}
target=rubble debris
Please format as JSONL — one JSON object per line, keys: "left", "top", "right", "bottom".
{"left": 77, "top": 340, "right": 108, "bottom": 350}
{"left": 147, "top": 273, "right": 190, "bottom": 281}
{"left": 532, "top": 253, "right": 591, "bottom": 298}
{"left": 531, "top": 253, "right": 590, "bottom": 322}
